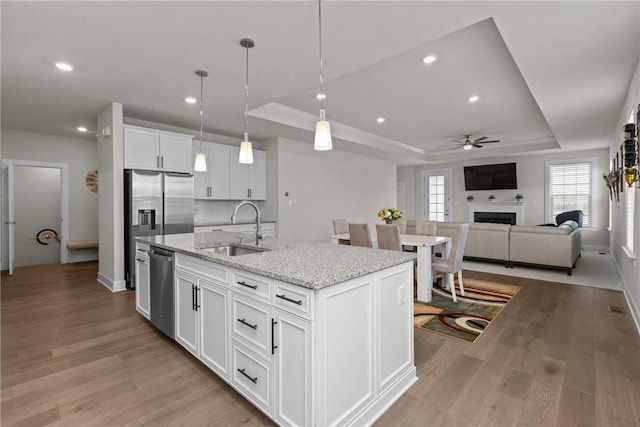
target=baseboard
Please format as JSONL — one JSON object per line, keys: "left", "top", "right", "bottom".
{"left": 97, "top": 272, "right": 127, "bottom": 293}
{"left": 609, "top": 253, "right": 640, "bottom": 335}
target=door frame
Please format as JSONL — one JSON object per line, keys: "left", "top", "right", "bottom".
{"left": 421, "top": 168, "right": 452, "bottom": 221}
{"left": 2, "top": 159, "right": 70, "bottom": 271}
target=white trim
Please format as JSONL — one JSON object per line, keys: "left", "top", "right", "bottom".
{"left": 97, "top": 272, "right": 127, "bottom": 292}
{"left": 609, "top": 251, "right": 640, "bottom": 336}
{"left": 250, "top": 102, "right": 425, "bottom": 155}
{"left": 467, "top": 201, "right": 525, "bottom": 225}
{"left": 421, "top": 168, "right": 452, "bottom": 221}
{"left": 1, "top": 159, "right": 70, "bottom": 266}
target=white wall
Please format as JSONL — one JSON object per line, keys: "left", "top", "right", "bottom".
{"left": 397, "top": 166, "right": 416, "bottom": 219}
{"left": 14, "top": 166, "right": 61, "bottom": 266}
{"left": 275, "top": 138, "right": 397, "bottom": 242}
{"left": 610, "top": 58, "right": 640, "bottom": 331}
{"left": 408, "top": 148, "right": 610, "bottom": 247}
{"left": 1, "top": 128, "right": 99, "bottom": 267}
{"left": 97, "top": 102, "right": 125, "bottom": 291}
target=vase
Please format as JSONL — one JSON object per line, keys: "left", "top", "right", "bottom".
{"left": 384, "top": 219, "right": 394, "bottom": 224}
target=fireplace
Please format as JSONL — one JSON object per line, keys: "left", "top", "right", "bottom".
{"left": 467, "top": 201, "right": 525, "bottom": 225}
{"left": 474, "top": 211, "right": 516, "bottom": 225}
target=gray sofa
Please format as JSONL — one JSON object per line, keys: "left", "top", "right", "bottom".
{"left": 436, "top": 220, "right": 581, "bottom": 275}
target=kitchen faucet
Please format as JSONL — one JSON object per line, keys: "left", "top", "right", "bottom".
{"left": 231, "top": 200, "right": 263, "bottom": 246}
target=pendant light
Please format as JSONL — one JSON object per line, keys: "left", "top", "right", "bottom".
{"left": 314, "top": 0, "right": 332, "bottom": 151}
{"left": 239, "top": 38, "right": 255, "bottom": 164}
{"left": 194, "top": 70, "right": 208, "bottom": 172}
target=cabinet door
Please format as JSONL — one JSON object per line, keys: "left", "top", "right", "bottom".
{"left": 229, "top": 147, "right": 250, "bottom": 199}
{"left": 160, "top": 134, "right": 193, "bottom": 173}
{"left": 208, "top": 144, "right": 230, "bottom": 199}
{"left": 274, "top": 310, "right": 313, "bottom": 427}
{"left": 199, "top": 280, "right": 229, "bottom": 379}
{"left": 135, "top": 254, "right": 150, "bottom": 319}
{"left": 249, "top": 150, "right": 267, "bottom": 200}
{"left": 175, "top": 270, "right": 199, "bottom": 356}
{"left": 124, "top": 126, "right": 160, "bottom": 170}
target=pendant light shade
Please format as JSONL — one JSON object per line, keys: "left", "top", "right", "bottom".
{"left": 314, "top": 109, "right": 332, "bottom": 151}
{"left": 239, "top": 38, "right": 255, "bottom": 164}
{"left": 314, "top": 0, "right": 332, "bottom": 151}
{"left": 194, "top": 70, "right": 208, "bottom": 172}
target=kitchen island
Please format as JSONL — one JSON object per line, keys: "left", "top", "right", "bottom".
{"left": 136, "top": 231, "right": 417, "bottom": 427}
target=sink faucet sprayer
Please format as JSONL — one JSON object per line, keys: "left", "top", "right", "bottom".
{"left": 231, "top": 201, "right": 263, "bottom": 246}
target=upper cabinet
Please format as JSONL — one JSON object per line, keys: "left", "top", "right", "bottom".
{"left": 229, "top": 148, "right": 267, "bottom": 200}
{"left": 124, "top": 125, "right": 193, "bottom": 173}
{"left": 193, "top": 142, "right": 230, "bottom": 200}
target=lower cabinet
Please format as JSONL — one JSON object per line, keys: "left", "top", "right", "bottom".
{"left": 135, "top": 243, "right": 150, "bottom": 319}
{"left": 170, "top": 254, "right": 414, "bottom": 427}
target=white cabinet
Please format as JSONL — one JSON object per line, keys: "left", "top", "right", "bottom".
{"left": 175, "top": 254, "right": 230, "bottom": 379}
{"left": 273, "top": 309, "right": 313, "bottom": 427}
{"left": 124, "top": 125, "right": 193, "bottom": 173}
{"left": 229, "top": 148, "right": 267, "bottom": 200}
{"left": 175, "top": 270, "right": 199, "bottom": 356}
{"left": 193, "top": 142, "right": 230, "bottom": 199}
{"left": 135, "top": 243, "right": 150, "bottom": 319}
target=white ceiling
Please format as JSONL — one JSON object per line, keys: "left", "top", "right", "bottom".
{"left": 2, "top": 1, "right": 639, "bottom": 166}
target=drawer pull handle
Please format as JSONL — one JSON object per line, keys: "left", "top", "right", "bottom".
{"left": 237, "top": 280, "right": 257, "bottom": 290}
{"left": 237, "top": 368, "right": 258, "bottom": 384}
{"left": 237, "top": 318, "right": 258, "bottom": 330}
{"left": 136, "top": 257, "right": 147, "bottom": 263}
{"left": 276, "top": 294, "right": 302, "bottom": 305}
{"left": 136, "top": 248, "right": 148, "bottom": 253}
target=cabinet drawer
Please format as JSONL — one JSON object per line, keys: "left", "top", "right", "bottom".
{"left": 135, "top": 242, "right": 150, "bottom": 255}
{"left": 231, "top": 293, "right": 273, "bottom": 357}
{"left": 176, "top": 253, "right": 228, "bottom": 285}
{"left": 274, "top": 281, "right": 314, "bottom": 320}
{"left": 231, "top": 269, "right": 272, "bottom": 301}
{"left": 231, "top": 341, "right": 273, "bottom": 417}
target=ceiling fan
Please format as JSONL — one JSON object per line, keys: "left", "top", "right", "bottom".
{"left": 453, "top": 134, "right": 500, "bottom": 150}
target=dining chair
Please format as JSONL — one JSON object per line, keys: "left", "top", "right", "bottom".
{"left": 402, "top": 219, "right": 437, "bottom": 252}
{"left": 431, "top": 223, "right": 469, "bottom": 302}
{"left": 348, "top": 223, "right": 373, "bottom": 248}
{"left": 332, "top": 219, "right": 349, "bottom": 235}
{"left": 376, "top": 224, "right": 402, "bottom": 251}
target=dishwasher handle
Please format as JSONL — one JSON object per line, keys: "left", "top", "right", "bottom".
{"left": 149, "top": 249, "right": 173, "bottom": 262}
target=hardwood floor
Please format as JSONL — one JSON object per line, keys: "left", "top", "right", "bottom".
{"left": 2, "top": 263, "right": 639, "bottom": 426}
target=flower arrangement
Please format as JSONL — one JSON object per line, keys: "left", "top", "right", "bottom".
{"left": 378, "top": 207, "right": 402, "bottom": 224}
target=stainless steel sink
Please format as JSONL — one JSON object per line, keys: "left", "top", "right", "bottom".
{"left": 206, "top": 245, "right": 267, "bottom": 256}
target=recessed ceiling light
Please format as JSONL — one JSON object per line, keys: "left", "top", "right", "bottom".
{"left": 77, "top": 126, "right": 87, "bottom": 132}
{"left": 316, "top": 93, "right": 326, "bottom": 100}
{"left": 55, "top": 62, "right": 74, "bottom": 71}
{"left": 468, "top": 95, "right": 480, "bottom": 103}
{"left": 185, "top": 96, "right": 197, "bottom": 104}
{"left": 376, "top": 117, "right": 385, "bottom": 124}
{"left": 422, "top": 54, "right": 438, "bottom": 64}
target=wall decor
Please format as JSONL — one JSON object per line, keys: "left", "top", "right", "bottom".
{"left": 85, "top": 168, "right": 98, "bottom": 193}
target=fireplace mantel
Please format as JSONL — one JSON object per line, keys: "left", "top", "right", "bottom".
{"left": 468, "top": 201, "right": 525, "bottom": 225}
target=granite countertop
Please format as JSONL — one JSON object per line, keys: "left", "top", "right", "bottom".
{"left": 195, "top": 220, "right": 276, "bottom": 227}
{"left": 137, "top": 232, "right": 416, "bottom": 290}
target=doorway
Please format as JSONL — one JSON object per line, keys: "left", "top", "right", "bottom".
{"left": 421, "top": 169, "right": 452, "bottom": 221}
{"left": 2, "top": 159, "right": 69, "bottom": 274}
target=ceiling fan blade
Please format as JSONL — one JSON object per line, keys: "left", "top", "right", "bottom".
{"left": 472, "top": 143, "right": 484, "bottom": 148}
{"left": 473, "top": 136, "right": 488, "bottom": 143}
{"left": 479, "top": 139, "right": 500, "bottom": 144}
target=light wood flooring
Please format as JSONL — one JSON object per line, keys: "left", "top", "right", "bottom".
{"left": 2, "top": 262, "right": 639, "bottom": 426}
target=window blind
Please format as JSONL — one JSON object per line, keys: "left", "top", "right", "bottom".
{"left": 549, "top": 161, "right": 591, "bottom": 226}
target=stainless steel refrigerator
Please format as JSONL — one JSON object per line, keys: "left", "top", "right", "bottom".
{"left": 124, "top": 169, "right": 194, "bottom": 290}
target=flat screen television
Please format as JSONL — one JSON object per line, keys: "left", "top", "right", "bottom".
{"left": 463, "top": 162, "right": 517, "bottom": 191}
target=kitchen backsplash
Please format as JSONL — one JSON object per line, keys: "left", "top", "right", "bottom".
{"left": 194, "top": 200, "right": 276, "bottom": 224}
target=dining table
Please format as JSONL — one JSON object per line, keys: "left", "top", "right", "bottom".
{"left": 330, "top": 231, "right": 451, "bottom": 303}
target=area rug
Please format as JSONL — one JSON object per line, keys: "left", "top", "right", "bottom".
{"left": 414, "top": 277, "right": 521, "bottom": 343}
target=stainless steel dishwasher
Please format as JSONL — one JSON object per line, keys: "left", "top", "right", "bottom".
{"left": 149, "top": 246, "right": 175, "bottom": 339}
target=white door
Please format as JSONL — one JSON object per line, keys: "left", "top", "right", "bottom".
{"left": 422, "top": 169, "right": 452, "bottom": 221}
{"left": 199, "top": 280, "right": 229, "bottom": 379}
{"left": 8, "top": 163, "right": 15, "bottom": 275}
{"left": 175, "top": 271, "right": 199, "bottom": 356}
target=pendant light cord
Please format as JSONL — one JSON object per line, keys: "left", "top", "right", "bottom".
{"left": 318, "top": 0, "right": 325, "bottom": 112}
{"left": 199, "top": 72, "right": 204, "bottom": 146}
{"left": 244, "top": 42, "right": 250, "bottom": 135}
